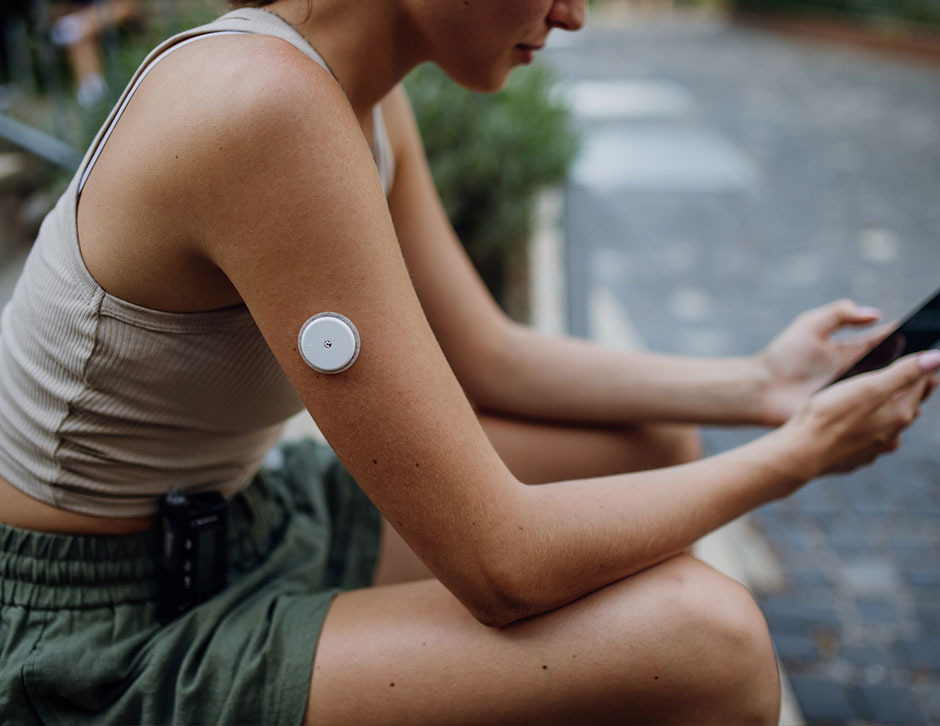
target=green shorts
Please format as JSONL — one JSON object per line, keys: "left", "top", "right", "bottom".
{"left": 0, "top": 438, "right": 382, "bottom": 725}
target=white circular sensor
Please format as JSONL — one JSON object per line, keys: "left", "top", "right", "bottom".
{"left": 298, "top": 312, "right": 360, "bottom": 374}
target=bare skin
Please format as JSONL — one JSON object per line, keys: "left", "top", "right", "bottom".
{"left": 0, "top": 416, "right": 698, "bottom": 536}
{"left": 374, "top": 416, "right": 703, "bottom": 586}
{"left": 360, "top": 418, "right": 770, "bottom": 726}
{"left": 2, "top": 0, "right": 939, "bottom": 723}
{"left": 0, "top": 477, "right": 154, "bottom": 533}
{"left": 315, "top": 556, "right": 781, "bottom": 725}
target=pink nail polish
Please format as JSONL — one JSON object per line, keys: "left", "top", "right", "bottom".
{"left": 918, "top": 350, "right": 940, "bottom": 372}
{"left": 858, "top": 307, "right": 881, "bottom": 318}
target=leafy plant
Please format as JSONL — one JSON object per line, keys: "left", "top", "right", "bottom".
{"left": 405, "top": 62, "right": 579, "bottom": 316}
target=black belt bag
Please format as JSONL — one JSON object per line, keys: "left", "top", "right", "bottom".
{"left": 157, "top": 489, "right": 228, "bottom": 623}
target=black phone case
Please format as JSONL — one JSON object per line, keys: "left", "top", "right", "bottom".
{"left": 832, "top": 288, "right": 940, "bottom": 384}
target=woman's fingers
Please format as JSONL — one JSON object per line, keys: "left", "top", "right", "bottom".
{"left": 869, "top": 364, "right": 935, "bottom": 453}
{"left": 836, "top": 321, "right": 897, "bottom": 359}
{"left": 809, "top": 351, "right": 939, "bottom": 477}
{"left": 922, "top": 375, "right": 939, "bottom": 402}
{"left": 865, "top": 351, "right": 940, "bottom": 400}
{"left": 804, "top": 299, "right": 881, "bottom": 337}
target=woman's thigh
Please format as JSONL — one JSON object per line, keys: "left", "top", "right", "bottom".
{"left": 308, "top": 554, "right": 780, "bottom": 725}
{"left": 477, "top": 413, "right": 702, "bottom": 485}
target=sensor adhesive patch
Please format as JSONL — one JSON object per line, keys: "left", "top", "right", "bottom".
{"left": 298, "top": 312, "right": 360, "bottom": 374}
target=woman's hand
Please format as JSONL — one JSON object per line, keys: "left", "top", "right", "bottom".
{"left": 756, "top": 299, "right": 891, "bottom": 426}
{"left": 777, "top": 351, "right": 940, "bottom": 481}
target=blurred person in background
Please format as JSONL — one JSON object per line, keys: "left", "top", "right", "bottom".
{"left": 50, "top": 0, "right": 142, "bottom": 106}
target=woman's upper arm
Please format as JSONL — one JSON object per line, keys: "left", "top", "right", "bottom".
{"left": 380, "top": 86, "right": 520, "bottom": 404}
{"left": 189, "top": 54, "right": 521, "bottom": 621}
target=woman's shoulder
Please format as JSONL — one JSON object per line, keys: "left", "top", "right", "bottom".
{"left": 141, "top": 32, "right": 346, "bottom": 150}
{"left": 98, "top": 30, "right": 357, "bottom": 228}
{"left": 73, "top": 30, "right": 360, "bottom": 310}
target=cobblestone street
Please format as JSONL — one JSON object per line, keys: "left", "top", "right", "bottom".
{"left": 545, "top": 8, "right": 940, "bottom": 724}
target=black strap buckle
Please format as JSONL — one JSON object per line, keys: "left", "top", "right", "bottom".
{"left": 157, "top": 489, "right": 228, "bottom": 623}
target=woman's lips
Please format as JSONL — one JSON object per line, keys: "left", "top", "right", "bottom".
{"left": 514, "top": 43, "right": 543, "bottom": 64}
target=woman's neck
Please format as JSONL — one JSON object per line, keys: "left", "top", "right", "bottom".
{"left": 264, "top": 0, "right": 426, "bottom": 116}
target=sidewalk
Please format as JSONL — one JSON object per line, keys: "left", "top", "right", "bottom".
{"left": 542, "top": 5, "right": 940, "bottom": 724}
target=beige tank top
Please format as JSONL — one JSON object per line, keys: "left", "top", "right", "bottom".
{"left": 0, "top": 8, "right": 395, "bottom": 517}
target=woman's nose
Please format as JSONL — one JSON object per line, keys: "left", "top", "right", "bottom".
{"left": 548, "top": 0, "right": 587, "bottom": 32}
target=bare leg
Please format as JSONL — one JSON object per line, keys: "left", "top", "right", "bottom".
{"left": 66, "top": 37, "right": 102, "bottom": 84}
{"left": 347, "top": 420, "right": 778, "bottom": 722}
{"left": 72, "top": 0, "right": 141, "bottom": 36}
{"left": 52, "top": 1, "right": 142, "bottom": 106}
{"left": 476, "top": 414, "right": 702, "bottom": 485}
{"left": 309, "top": 554, "right": 780, "bottom": 725}
{"left": 373, "top": 415, "right": 702, "bottom": 586}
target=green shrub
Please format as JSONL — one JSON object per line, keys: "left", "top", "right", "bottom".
{"left": 405, "top": 62, "right": 579, "bottom": 315}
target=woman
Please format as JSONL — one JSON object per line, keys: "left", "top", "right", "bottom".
{"left": 50, "top": 0, "right": 143, "bottom": 107}
{"left": 1, "top": 1, "right": 937, "bottom": 723}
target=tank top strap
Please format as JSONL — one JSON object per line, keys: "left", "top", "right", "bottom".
{"left": 77, "top": 8, "right": 394, "bottom": 197}
{"left": 220, "top": 8, "right": 395, "bottom": 194}
{"left": 200, "top": 7, "right": 337, "bottom": 74}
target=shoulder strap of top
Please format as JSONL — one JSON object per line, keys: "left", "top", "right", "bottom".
{"left": 218, "top": 8, "right": 396, "bottom": 194}
{"left": 77, "top": 8, "right": 343, "bottom": 196}
{"left": 200, "top": 7, "right": 337, "bottom": 72}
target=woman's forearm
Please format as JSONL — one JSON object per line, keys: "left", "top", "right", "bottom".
{"left": 478, "top": 426, "right": 803, "bottom": 625}
{"left": 469, "top": 321, "right": 773, "bottom": 427}
{"left": 475, "top": 352, "right": 937, "bottom": 626}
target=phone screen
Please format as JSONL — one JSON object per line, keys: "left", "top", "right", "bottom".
{"left": 832, "top": 288, "right": 940, "bottom": 384}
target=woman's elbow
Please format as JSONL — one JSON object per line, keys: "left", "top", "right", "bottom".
{"left": 456, "top": 554, "right": 543, "bottom": 628}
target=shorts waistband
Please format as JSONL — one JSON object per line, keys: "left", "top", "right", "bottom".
{"left": 0, "top": 471, "right": 286, "bottom": 609}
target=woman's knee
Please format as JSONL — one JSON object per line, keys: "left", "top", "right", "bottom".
{"left": 649, "top": 555, "right": 780, "bottom": 724}
{"left": 537, "top": 553, "right": 780, "bottom": 724}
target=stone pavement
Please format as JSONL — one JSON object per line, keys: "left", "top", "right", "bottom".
{"left": 543, "top": 6, "right": 940, "bottom": 724}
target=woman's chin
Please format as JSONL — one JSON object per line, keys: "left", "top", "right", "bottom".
{"left": 462, "top": 71, "right": 512, "bottom": 94}
{"left": 437, "top": 61, "right": 512, "bottom": 94}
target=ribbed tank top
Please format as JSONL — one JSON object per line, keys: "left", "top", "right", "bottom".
{"left": 0, "top": 9, "right": 395, "bottom": 517}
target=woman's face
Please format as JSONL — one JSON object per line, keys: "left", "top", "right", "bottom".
{"left": 423, "top": 0, "right": 586, "bottom": 92}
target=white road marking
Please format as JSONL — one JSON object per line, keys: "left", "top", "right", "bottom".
{"left": 573, "top": 127, "right": 759, "bottom": 191}
{"left": 858, "top": 226, "right": 900, "bottom": 263}
{"left": 557, "top": 80, "right": 695, "bottom": 122}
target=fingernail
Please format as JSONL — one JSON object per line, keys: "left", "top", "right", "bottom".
{"left": 858, "top": 306, "right": 882, "bottom": 318}
{"left": 918, "top": 350, "right": 940, "bottom": 372}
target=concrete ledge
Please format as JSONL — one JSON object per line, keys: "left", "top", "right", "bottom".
{"left": 697, "top": 519, "right": 805, "bottom": 726}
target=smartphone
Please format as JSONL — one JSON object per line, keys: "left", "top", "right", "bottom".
{"left": 831, "top": 287, "right": 940, "bottom": 384}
